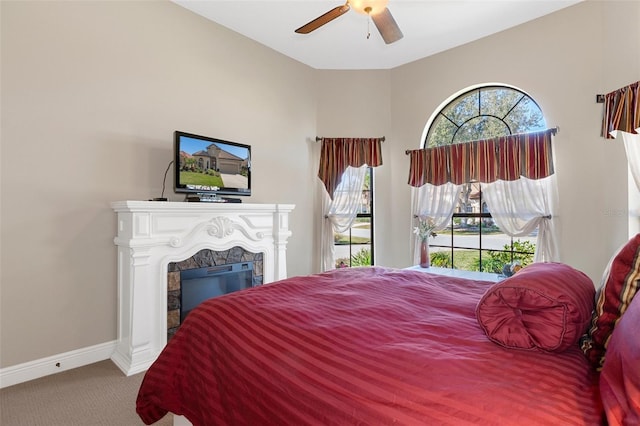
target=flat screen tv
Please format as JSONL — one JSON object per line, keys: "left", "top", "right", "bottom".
{"left": 174, "top": 131, "right": 251, "bottom": 201}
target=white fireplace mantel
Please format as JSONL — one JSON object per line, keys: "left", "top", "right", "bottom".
{"left": 110, "top": 201, "right": 295, "bottom": 376}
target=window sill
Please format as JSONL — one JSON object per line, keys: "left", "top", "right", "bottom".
{"left": 406, "top": 265, "right": 503, "bottom": 282}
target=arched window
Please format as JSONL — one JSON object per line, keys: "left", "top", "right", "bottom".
{"left": 425, "top": 85, "right": 546, "bottom": 147}
{"left": 422, "top": 84, "right": 548, "bottom": 273}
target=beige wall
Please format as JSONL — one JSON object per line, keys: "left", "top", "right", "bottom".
{"left": 1, "top": 0, "right": 638, "bottom": 369}
{"left": 314, "top": 70, "right": 393, "bottom": 266}
{"left": 387, "top": 0, "right": 639, "bottom": 278}
{"left": 0, "top": 0, "right": 317, "bottom": 368}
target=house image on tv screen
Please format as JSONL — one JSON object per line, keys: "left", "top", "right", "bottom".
{"left": 185, "top": 143, "right": 247, "bottom": 175}
{"left": 178, "top": 138, "right": 250, "bottom": 192}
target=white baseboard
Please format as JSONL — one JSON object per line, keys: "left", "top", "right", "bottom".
{"left": 0, "top": 340, "right": 117, "bottom": 389}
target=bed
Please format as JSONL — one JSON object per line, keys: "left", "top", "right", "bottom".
{"left": 137, "top": 235, "right": 640, "bottom": 426}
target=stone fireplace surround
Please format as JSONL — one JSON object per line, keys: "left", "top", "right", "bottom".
{"left": 111, "top": 201, "right": 294, "bottom": 376}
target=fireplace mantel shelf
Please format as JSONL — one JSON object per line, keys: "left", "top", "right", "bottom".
{"left": 110, "top": 201, "right": 295, "bottom": 376}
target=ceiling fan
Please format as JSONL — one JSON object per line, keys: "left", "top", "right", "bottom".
{"left": 295, "top": 0, "right": 403, "bottom": 45}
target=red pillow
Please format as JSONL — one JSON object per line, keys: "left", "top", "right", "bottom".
{"left": 600, "top": 292, "right": 640, "bottom": 425}
{"left": 581, "top": 234, "right": 640, "bottom": 370}
{"left": 476, "top": 262, "right": 595, "bottom": 352}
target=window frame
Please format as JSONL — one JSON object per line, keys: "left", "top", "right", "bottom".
{"left": 423, "top": 84, "right": 544, "bottom": 271}
{"left": 424, "top": 85, "right": 546, "bottom": 148}
{"left": 428, "top": 184, "right": 535, "bottom": 272}
{"left": 333, "top": 167, "right": 374, "bottom": 268}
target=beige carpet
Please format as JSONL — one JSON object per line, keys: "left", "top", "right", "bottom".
{"left": 0, "top": 360, "right": 173, "bottom": 426}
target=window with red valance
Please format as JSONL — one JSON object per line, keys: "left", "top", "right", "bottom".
{"left": 410, "top": 84, "right": 558, "bottom": 272}
{"left": 600, "top": 80, "right": 640, "bottom": 194}
{"left": 317, "top": 137, "right": 383, "bottom": 271}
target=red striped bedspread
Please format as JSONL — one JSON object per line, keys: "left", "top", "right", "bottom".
{"left": 136, "top": 267, "right": 602, "bottom": 425}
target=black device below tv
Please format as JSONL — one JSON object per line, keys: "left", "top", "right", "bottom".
{"left": 174, "top": 131, "right": 251, "bottom": 202}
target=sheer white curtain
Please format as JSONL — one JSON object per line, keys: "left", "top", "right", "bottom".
{"left": 612, "top": 130, "right": 640, "bottom": 191}
{"left": 321, "top": 165, "right": 367, "bottom": 271}
{"left": 483, "top": 175, "right": 559, "bottom": 262}
{"left": 411, "top": 182, "right": 462, "bottom": 264}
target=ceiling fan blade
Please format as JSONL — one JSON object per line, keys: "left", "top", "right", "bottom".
{"left": 371, "top": 8, "right": 403, "bottom": 44}
{"left": 295, "top": 4, "right": 350, "bottom": 34}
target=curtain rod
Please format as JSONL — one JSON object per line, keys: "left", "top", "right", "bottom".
{"left": 596, "top": 94, "right": 605, "bottom": 103}
{"left": 404, "top": 127, "right": 559, "bottom": 155}
{"left": 315, "top": 136, "right": 386, "bottom": 142}
{"left": 412, "top": 214, "right": 552, "bottom": 219}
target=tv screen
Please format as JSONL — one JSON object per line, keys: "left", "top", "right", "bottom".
{"left": 174, "top": 131, "right": 251, "bottom": 200}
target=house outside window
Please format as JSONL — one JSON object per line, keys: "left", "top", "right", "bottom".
{"left": 424, "top": 85, "right": 546, "bottom": 272}
{"left": 333, "top": 168, "right": 374, "bottom": 268}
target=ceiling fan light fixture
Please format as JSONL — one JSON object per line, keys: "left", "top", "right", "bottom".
{"left": 295, "top": 0, "right": 402, "bottom": 45}
{"left": 349, "top": 0, "right": 389, "bottom": 16}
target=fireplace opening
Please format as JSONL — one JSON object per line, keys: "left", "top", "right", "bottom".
{"left": 167, "top": 247, "right": 263, "bottom": 341}
{"left": 180, "top": 261, "right": 254, "bottom": 321}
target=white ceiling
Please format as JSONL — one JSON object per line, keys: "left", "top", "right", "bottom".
{"left": 172, "top": 0, "right": 582, "bottom": 70}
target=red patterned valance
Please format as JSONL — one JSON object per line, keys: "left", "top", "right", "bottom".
{"left": 602, "top": 81, "right": 640, "bottom": 138}
{"left": 407, "top": 129, "right": 555, "bottom": 187}
{"left": 318, "top": 137, "right": 383, "bottom": 198}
